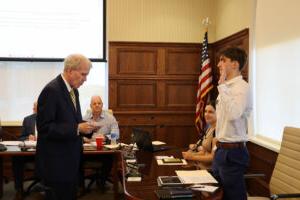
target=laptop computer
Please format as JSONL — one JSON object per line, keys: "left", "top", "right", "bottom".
{"left": 132, "top": 128, "right": 171, "bottom": 152}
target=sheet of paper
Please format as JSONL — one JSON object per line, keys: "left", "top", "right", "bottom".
{"left": 6, "top": 145, "right": 21, "bottom": 152}
{"left": 152, "top": 141, "right": 166, "bottom": 145}
{"left": 157, "top": 159, "right": 187, "bottom": 166}
{"left": 175, "top": 170, "right": 218, "bottom": 184}
{"left": 83, "top": 142, "right": 97, "bottom": 147}
{"left": 104, "top": 142, "right": 128, "bottom": 149}
{"left": 0, "top": 141, "right": 22, "bottom": 146}
{"left": 104, "top": 144, "right": 119, "bottom": 149}
{"left": 24, "top": 141, "right": 36, "bottom": 146}
{"left": 119, "top": 143, "right": 130, "bottom": 147}
{"left": 1, "top": 140, "right": 37, "bottom": 147}
{"left": 190, "top": 184, "right": 218, "bottom": 192}
{"left": 127, "top": 177, "right": 142, "bottom": 182}
{"left": 126, "top": 159, "right": 136, "bottom": 163}
{"left": 88, "top": 121, "right": 110, "bottom": 128}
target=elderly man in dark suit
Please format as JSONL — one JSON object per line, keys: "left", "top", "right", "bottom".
{"left": 12, "top": 102, "right": 37, "bottom": 200}
{"left": 36, "top": 54, "right": 97, "bottom": 200}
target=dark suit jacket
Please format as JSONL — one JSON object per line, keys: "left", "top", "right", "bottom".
{"left": 19, "top": 113, "right": 36, "bottom": 141}
{"left": 36, "top": 75, "right": 83, "bottom": 182}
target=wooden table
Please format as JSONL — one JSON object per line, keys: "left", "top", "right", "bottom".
{"left": 121, "top": 148, "right": 223, "bottom": 200}
{"left": 0, "top": 147, "right": 121, "bottom": 200}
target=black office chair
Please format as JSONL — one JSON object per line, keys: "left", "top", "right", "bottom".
{"left": 84, "top": 160, "right": 104, "bottom": 191}
{"left": 82, "top": 154, "right": 114, "bottom": 193}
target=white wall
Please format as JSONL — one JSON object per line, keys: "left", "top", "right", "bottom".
{"left": 215, "top": 0, "right": 254, "bottom": 41}
{"left": 108, "top": 0, "right": 216, "bottom": 43}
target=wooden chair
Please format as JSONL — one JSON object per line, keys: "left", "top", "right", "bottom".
{"left": 248, "top": 127, "right": 300, "bottom": 200}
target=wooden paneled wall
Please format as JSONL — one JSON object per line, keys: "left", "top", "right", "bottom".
{"left": 246, "top": 142, "right": 278, "bottom": 196}
{"left": 109, "top": 42, "right": 207, "bottom": 147}
{"left": 1, "top": 126, "right": 21, "bottom": 140}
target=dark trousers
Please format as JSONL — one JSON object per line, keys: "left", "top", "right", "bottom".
{"left": 44, "top": 181, "right": 77, "bottom": 200}
{"left": 12, "top": 156, "right": 35, "bottom": 191}
{"left": 212, "top": 147, "right": 249, "bottom": 200}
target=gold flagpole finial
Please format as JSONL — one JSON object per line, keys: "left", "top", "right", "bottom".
{"left": 202, "top": 17, "right": 211, "bottom": 31}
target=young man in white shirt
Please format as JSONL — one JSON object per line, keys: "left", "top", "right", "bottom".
{"left": 212, "top": 47, "right": 252, "bottom": 200}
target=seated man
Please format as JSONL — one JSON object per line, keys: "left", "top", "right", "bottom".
{"left": 83, "top": 95, "right": 119, "bottom": 142}
{"left": 12, "top": 102, "right": 37, "bottom": 200}
{"left": 81, "top": 95, "right": 119, "bottom": 192}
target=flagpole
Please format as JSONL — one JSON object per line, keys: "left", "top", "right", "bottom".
{"left": 195, "top": 17, "right": 213, "bottom": 136}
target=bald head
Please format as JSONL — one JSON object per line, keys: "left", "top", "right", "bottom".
{"left": 90, "top": 96, "right": 103, "bottom": 117}
{"left": 63, "top": 54, "right": 92, "bottom": 89}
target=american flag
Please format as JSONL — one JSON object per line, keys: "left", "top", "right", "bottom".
{"left": 195, "top": 31, "right": 213, "bottom": 135}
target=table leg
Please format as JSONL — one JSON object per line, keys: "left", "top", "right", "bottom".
{"left": 112, "top": 153, "right": 119, "bottom": 200}
{"left": 0, "top": 157, "right": 3, "bottom": 198}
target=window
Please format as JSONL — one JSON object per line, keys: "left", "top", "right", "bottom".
{"left": 254, "top": 0, "right": 300, "bottom": 143}
{"left": 0, "top": 62, "right": 108, "bottom": 121}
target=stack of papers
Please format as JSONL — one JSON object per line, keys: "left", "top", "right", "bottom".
{"left": 24, "top": 141, "right": 36, "bottom": 147}
{"left": 0, "top": 141, "right": 22, "bottom": 146}
{"left": 0, "top": 140, "right": 37, "bottom": 147}
{"left": 175, "top": 170, "right": 218, "bottom": 184}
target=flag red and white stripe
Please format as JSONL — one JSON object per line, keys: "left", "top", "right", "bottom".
{"left": 195, "top": 31, "right": 213, "bottom": 135}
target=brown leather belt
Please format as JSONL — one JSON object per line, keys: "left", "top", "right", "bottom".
{"left": 216, "top": 141, "right": 246, "bottom": 149}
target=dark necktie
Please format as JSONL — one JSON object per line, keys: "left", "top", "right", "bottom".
{"left": 70, "top": 89, "right": 76, "bottom": 110}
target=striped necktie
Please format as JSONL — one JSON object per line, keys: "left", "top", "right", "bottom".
{"left": 70, "top": 89, "right": 76, "bottom": 110}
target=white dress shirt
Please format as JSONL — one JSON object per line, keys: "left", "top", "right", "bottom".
{"left": 216, "top": 75, "right": 252, "bottom": 142}
{"left": 83, "top": 110, "right": 119, "bottom": 140}
{"left": 61, "top": 74, "right": 72, "bottom": 92}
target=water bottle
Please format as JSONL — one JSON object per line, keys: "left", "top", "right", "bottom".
{"left": 110, "top": 127, "right": 118, "bottom": 145}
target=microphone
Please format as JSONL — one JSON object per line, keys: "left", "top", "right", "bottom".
{"left": 19, "top": 141, "right": 27, "bottom": 152}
